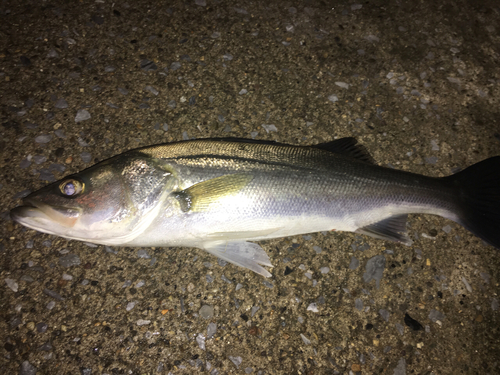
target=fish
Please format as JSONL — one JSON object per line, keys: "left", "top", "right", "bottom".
{"left": 10, "top": 138, "right": 500, "bottom": 277}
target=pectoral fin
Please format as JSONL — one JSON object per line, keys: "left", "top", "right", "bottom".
{"left": 174, "top": 173, "right": 253, "bottom": 212}
{"left": 203, "top": 241, "right": 273, "bottom": 277}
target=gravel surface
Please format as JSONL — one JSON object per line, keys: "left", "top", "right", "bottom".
{"left": 1, "top": 0, "right": 500, "bottom": 374}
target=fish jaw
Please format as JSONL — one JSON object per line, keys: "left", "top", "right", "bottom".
{"left": 10, "top": 198, "right": 80, "bottom": 236}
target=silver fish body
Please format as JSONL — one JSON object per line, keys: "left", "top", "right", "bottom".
{"left": 11, "top": 138, "right": 500, "bottom": 277}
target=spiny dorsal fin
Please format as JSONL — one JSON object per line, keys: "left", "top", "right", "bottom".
{"left": 313, "top": 137, "right": 376, "bottom": 164}
{"left": 174, "top": 173, "right": 253, "bottom": 212}
{"left": 355, "top": 215, "right": 412, "bottom": 245}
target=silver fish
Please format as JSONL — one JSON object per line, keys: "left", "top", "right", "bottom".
{"left": 10, "top": 138, "right": 500, "bottom": 277}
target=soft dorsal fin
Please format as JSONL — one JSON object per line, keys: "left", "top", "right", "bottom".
{"left": 355, "top": 215, "right": 412, "bottom": 245}
{"left": 313, "top": 137, "right": 376, "bottom": 164}
{"left": 174, "top": 173, "right": 253, "bottom": 212}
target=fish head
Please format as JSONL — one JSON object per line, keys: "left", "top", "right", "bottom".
{"left": 11, "top": 152, "right": 175, "bottom": 244}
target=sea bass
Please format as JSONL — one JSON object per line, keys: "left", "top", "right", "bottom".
{"left": 10, "top": 138, "right": 500, "bottom": 277}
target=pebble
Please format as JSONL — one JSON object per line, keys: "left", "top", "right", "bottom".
{"left": 54, "top": 129, "right": 66, "bottom": 138}
{"left": 199, "top": 305, "right": 214, "bottom": 319}
{"left": 223, "top": 53, "right": 233, "bottom": 61}
{"left": 207, "top": 322, "right": 217, "bottom": 338}
{"left": 335, "top": 81, "right": 349, "bottom": 89}
{"left": 262, "top": 280, "right": 273, "bottom": 288}
{"left": 33, "top": 155, "right": 47, "bottom": 164}
{"left": 81, "top": 152, "right": 92, "bottom": 163}
{"left": 355, "top": 298, "right": 363, "bottom": 311}
{"left": 196, "top": 333, "right": 206, "bottom": 350}
{"left": 135, "top": 280, "right": 145, "bottom": 288}
{"left": 43, "top": 288, "right": 64, "bottom": 301}
{"left": 141, "top": 60, "right": 157, "bottom": 71}
{"left": 62, "top": 273, "right": 73, "bottom": 281}
{"left": 136, "top": 319, "right": 151, "bottom": 326}
{"left": 379, "top": 309, "right": 390, "bottom": 322}
{"left": 145, "top": 85, "right": 159, "bottom": 95}
{"left": 307, "top": 303, "right": 318, "bottom": 312}
{"left": 46, "top": 301, "right": 56, "bottom": 310}
{"left": 328, "top": 94, "right": 339, "bottom": 102}
{"left": 395, "top": 323, "right": 404, "bottom": 336}
{"left": 75, "top": 109, "right": 91, "bottom": 122}
{"left": 320, "top": 267, "right": 330, "bottom": 274}
{"left": 393, "top": 358, "right": 406, "bottom": 375}
{"left": 461, "top": 276, "right": 472, "bottom": 292}
{"left": 239, "top": 89, "right": 248, "bottom": 95}
{"left": 35, "top": 134, "right": 52, "bottom": 143}
{"left": 20, "top": 159, "right": 31, "bottom": 169}
{"left": 170, "top": 62, "right": 181, "bottom": 71}
{"left": 492, "top": 298, "right": 499, "bottom": 311}
{"left": 313, "top": 245, "right": 322, "bottom": 254}
{"left": 235, "top": 283, "right": 243, "bottom": 291}
{"left": 363, "top": 255, "right": 386, "bottom": 288}
{"left": 251, "top": 306, "right": 260, "bottom": 317}
{"left": 126, "top": 302, "right": 136, "bottom": 311}
{"left": 118, "top": 87, "right": 129, "bottom": 95}
{"left": 300, "top": 333, "right": 311, "bottom": 345}
{"left": 55, "top": 98, "right": 68, "bottom": 109}
{"left": 5, "top": 278, "right": 18, "bottom": 292}
{"left": 19, "top": 361, "right": 37, "bottom": 375}
{"left": 59, "top": 254, "right": 81, "bottom": 267}
{"left": 137, "top": 249, "right": 150, "bottom": 259}
{"left": 261, "top": 124, "right": 277, "bottom": 133}
{"left": 36, "top": 322, "right": 48, "bottom": 333}
{"left": 229, "top": 356, "right": 242, "bottom": 368}
{"left": 428, "top": 309, "right": 445, "bottom": 323}
{"left": 349, "top": 256, "right": 360, "bottom": 270}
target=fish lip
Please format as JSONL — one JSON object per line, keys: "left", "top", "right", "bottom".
{"left": 11, "top": 198, "right": 80, "bottom": 227}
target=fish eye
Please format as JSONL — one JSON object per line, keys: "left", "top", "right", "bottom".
{"left": 59, "top": 179, "right": 84, "bottom": 196}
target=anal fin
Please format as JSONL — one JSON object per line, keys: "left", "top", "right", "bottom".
{"left": 203, "top": 241, "right": 273, "bottom": 277}
{"left": 356, "top": 215, "right": 413, "bottom": 245}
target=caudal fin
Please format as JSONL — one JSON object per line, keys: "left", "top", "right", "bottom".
{"left": 444, "top": 156, "right": 500, "bottom": 249}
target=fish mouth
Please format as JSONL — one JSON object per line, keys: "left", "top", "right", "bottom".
{"left": 10, "top": 199, "right": 80, "bottom": 230}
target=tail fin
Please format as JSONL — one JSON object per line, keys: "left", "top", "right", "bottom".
{"left": 444, "top": 156, "right": 500, "bottom": 249}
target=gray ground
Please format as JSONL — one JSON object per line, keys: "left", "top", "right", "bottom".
{"left": 1, "top": 0, "right": 500, "bottom": 374}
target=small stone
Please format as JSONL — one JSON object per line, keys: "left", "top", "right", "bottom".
{"left": 328, "top": 94, "right": 339, "bottom": 102}
{"left": 136, "top": 319, "right": 150, "bottom": 326}
{"left": 349, "top": 257, "right": 360, "bottom": 270}
{"left": 170, "top": 62, "right": 181, "bottom": 71}
{"left": 75, "top": 109, "right": 91, "bottom": 122}
{"left": 363, "top": 255, "right": 386, "bottom": 288}
{"left": 300, "top": 333, "right": 311, "bottom": 345}
{"left": 428, "top": 309, "right": 445, "bottom": 323}
{"left": 36, "top": 322, "right": 48, "bottom": 333}
{"left": 393, "top": 358, "right": 406, "bottom": 375}
{"left": 261, "top": 124, "right": 277, "bottom": 133}
{"left": 351, "top": 364, "right": 361, "bottom": 372}
{"left": 5, "top": 278, "right": 18, "bottom": 292}
{"left": 313, "top": 246, "right": 322, "bottom": 254}
{"left": 307, "top": 303, "right": 318, "bottom": 312}
{"left": 379, "top": 309, "right": 390, "bottom": 322}
{"left": 199, "top": 305, "right": 214, "bottom": 319}
{"left": 145, "top": 85, "right": 159, "bottom": 95}
{"left": 355, "top": 298, "right": 363, "bottom": 311}
{"left": 207, "top": 322, "right": 217, "bottom": 338}
{"left": 229, "top": 356, "right": 242, "bottom": 368}
{"left": 35, "top": 134, "right": 52, "bottom": 143}
{"left": 126, "top": 302, "right": 136, "bottom": 311}
{"left": 137, "top": 249, "right": 150, "bottom": 259}
{"left": 196, "top": 333, "right": 206, "bottom": 350}
{"left": 335, "top": 81, "right": 349, "bottom": 89}
{"left": 141, "top": 60, "right": 158, "bottom": 71}
{"left": 19, "top": 360, "right": 37, "bottom": 375}
{"left": 55, "top": 98, "right": 68, "bottom": 109}
{"left": 59, "top": 254, "right": 81, "bottom": 267}
{"left": 320, "top": 267, "right": 330, "bottom": 274}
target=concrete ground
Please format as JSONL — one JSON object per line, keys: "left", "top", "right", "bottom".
{"left": 1, "top": 0, "right": 499, "bottom": 374}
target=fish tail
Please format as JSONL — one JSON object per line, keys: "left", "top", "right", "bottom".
{"left": 444, "top": 156, "right": 500, "bottom": 248}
